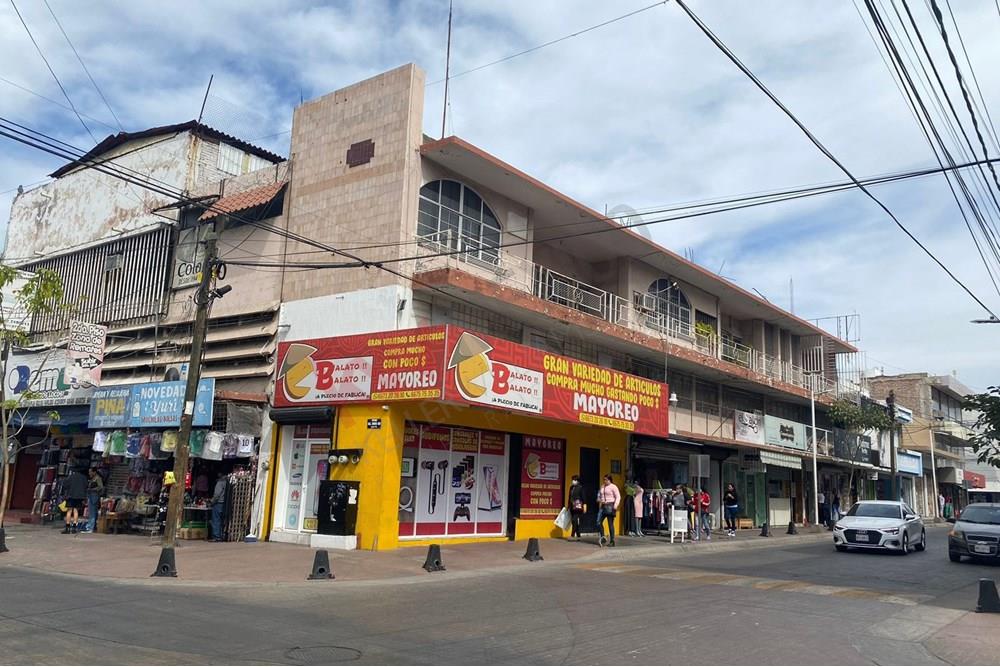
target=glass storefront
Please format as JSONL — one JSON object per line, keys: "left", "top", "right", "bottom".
{"left": 273, "top": 424, "right": 331, "bottom": 538}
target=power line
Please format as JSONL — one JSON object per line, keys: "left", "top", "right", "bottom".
{"left": 426, "top": 1, "right": 669, "bottom": 86}
{"left": 941, "top": 0, "right": 1000, "bottom": 152}
{"left": 8, "top": 0, "right": 97, "bottom": 143}
{"left": 671, "top": 0, "right": 997, "bottom": 319}
{"left": 0, "top": 76, "right": 117, "bottom": 131}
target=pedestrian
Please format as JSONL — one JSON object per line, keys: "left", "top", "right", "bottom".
{"left": 670, "top": 484, "right": 687, "bottom": 534}
{"left": 938, "top": 492, "right": 946, "bottom": 517}
{"left": 832, "top": 494, "right": 841, "bottom": 522}
{"left": 568, "top": 474, "right": 586, "bottom": 540}
{"left": 210, "top": 475, "right": 227, "bottom": 542}
{"left": 696, "top": 486, "right": 712, "bottom": 540}
{"left": 723, "top": 482, "right": 739, "bottom": 537}
{"left": 686, "top": 484, "right": 699, "bottom": 539}
{"left": 817, "top": 489, "right": 827, "bottom": 526}
{"left": 84, "top": 468, "right": 104, "bottom": 533}
{"left": 61, "top": 467, "right": 87, "bottom": 534}
{"left": 596, "top": 474, "right": 620, "bottom": 547}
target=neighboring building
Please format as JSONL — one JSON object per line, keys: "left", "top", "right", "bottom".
{"left": 869, "top": 372, "right": 977, "bottom": 518}
{"left": 263, "top": 64, "right": 865, "bottom": 550}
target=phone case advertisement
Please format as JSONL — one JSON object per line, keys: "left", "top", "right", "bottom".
{"left": 519, "top": 435, "right": 565, "bottom": 520}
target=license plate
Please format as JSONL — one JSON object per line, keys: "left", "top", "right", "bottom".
{"left": 855, "top": 533, "right": 870, "bottom": 542}
{"left": 974, "top": 544, "right": 992, "bottom": 554}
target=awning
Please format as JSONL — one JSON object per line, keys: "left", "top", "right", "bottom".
{"left": 200, "top": 181, "right": 287, "bottom": 221}
{"left": 760, "top": 450, "right": 803, "bottom": 470}
{"left": 10, "top": 405, "right": 91, "bottom": 427}
{"left": 268, "top": 406, "right": 334, "bottom": 425}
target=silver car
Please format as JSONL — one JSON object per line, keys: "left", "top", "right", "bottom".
{"left": 833, "top": 500, "right": 926, "bottom": 554}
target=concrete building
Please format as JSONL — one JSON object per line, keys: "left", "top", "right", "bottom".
{"left": 868, "top": 372, "right": 978, "bottom": 518}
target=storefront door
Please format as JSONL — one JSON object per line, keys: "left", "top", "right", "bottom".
{"left": 272, "top": 424, "right": 331, "bottom": 542}
{"left": 579, "top": 447, "right": 600, "bottom": 533}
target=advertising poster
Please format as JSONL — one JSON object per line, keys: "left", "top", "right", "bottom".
{"left": 414, "top": 425, "right": 450, "bottom": 536}
{"left": 65, "top": 320, "right": 108, "bottom": 388}
{"left": 734, "top": 410, "right": 765, "bottom": 445}
{"left": 477, "top": 430, "right": 507, "bottom": 534}
{"left": 87, "top": 386, "right": 131, "bottom": 428}
{"left": 285, "top": 437, "right": 306, "bottom": 530}
{"left": 443, "top": 327, "right": 668, "bottom": 436}
{"left": 398, "top": 425, "right": 420, "bottom": 536}
{"left": 447, "top": 429, "right": 479, "bottom": 535}
{"left": 127, "top": 378, "right": 215, "bottom": 428}
{"left": 273, "top": 327, "right": 447, "bottom": 406}
{"left": 764, "top": 415, "right": 808, "bottom": 451}
{"left": 5, "top": 349, "right": 96, "bottom": 407}
{"left": 519, "top": 435, "right": 565, "bottom": 520}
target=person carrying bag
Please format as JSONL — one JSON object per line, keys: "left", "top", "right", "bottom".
{"left": 596, "top": 474, "right": 620, "bottom": 547}
{"left": 567, "top": 474, "right": 587, "bottom": 540}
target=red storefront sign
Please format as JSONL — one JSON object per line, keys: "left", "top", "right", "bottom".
{"left": 442, "top": 327, "right": 668, "bottom": 436}
{"left": 964, "top": 470, "right": 986, "bottom": 489}
{"left": 519, "top": 435, "right": 565, "bottom": 519}
{"left": 274, "top": 325, "right": 669, "bottom": 437}
{"left": 274, "top": 327, "right": 447, "bottom": 406}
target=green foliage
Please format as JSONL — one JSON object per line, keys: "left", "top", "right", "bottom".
{"left": 827, "top": 398, "right": 894, "bottom": 432}
{"left": 963, "top": 387, "right": 1000, "bottom": 468}
{"left": 695, "top": 321, "right": 715, "bottom": 338}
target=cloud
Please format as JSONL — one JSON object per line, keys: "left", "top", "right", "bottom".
{"left": 1, "top": 0, "right": 998, "bottom": 390}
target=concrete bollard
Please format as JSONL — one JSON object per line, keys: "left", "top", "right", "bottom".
{"left": 307, "top": 550, "right": 335, "bottom": 580}
{"left": 787, "top": 521, "right": 798, "bottom": 535}
{"left": 976, "top": 578, "right": 1000, "bottom": 613}
{"left": 422, "top": 544, "right": 446, "bottom": 572}
{"left": 522, "top": 537, "right": 543, "bottom": 562}
{"left": 151, "top": 546, "right": 178, "bottom": 577}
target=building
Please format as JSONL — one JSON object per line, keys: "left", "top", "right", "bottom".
{"left": 2, "top": 121, "right": 287, "bottom": 534}
{"left": 259, "top": 64, "right": 866, "bottom": 550}
{"left": 868, "top": 372, "right": 977, "bottom": 518}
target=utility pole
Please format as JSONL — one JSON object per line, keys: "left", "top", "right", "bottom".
{"left": 887, "top": 391, "right": 898, "bottom": 501}
{"left": 153, "top": 225, "right": 219, "bottom": 577}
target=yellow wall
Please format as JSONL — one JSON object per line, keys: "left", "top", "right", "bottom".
{"left": 319, "top": 400, "right": 629, "bottom": 550}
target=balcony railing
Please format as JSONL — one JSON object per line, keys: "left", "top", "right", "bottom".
{"left": 413, "top": 232, "right": 844, "bottom": 394}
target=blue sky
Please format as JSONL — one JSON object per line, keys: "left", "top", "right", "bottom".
{"left": 2, "top": 0, "right": 999, "bottom": 392}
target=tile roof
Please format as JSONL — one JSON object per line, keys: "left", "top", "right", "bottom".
{"left": 199, "top": 181, "right": 287, "bottom": 221}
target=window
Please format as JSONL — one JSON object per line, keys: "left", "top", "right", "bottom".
{"left": 932, "top": 388, "right": 962, "bottom": 422}
{"left": 647, "top": 279, "right": 692, "bottom": 336}
{"left": 418, "top": 180, "right": 501, "bottom": 264}
{"left": 246, "top": 154, "right": 271, "bottom": 174}
{"left": 217, "top": 143, "right": 244, "bottom": 176}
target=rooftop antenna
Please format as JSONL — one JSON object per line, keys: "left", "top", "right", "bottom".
{"left": 197, "top": 74, "right": 214, "bottom": 125}
{"left": 607, "top": 204, "right": 652, "bottom": 240}
{"left": 789, "top": 277, "right": 795, "bottom": 314}
{"left": 441, "top": 0, "right": 453, "bottom": 139}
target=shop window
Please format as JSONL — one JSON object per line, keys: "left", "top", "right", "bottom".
{"left": 418, "top": 180, "right": 502, "bottom": 264}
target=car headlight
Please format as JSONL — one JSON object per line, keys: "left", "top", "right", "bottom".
{"left": 949, "top": 528, "right": 964, "bottom": 540}
{"left": 834, "top": 523, "right": 846, "bottom": 531}
{"left": 883, "top": 527, "right": 900, "bottom": 535}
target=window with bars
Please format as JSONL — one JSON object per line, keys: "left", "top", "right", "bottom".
{"left": 648, "top": 278, "right": 693, "bottom": 336}
{"left": 418, "top": 180, "right": 501, "bottom": 264}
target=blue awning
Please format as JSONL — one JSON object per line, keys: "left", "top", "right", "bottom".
{"left": 10, "top": 405, "right": 91, "bottom": 427}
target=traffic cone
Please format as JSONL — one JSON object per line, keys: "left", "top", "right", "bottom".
{"left": 307, "top": 550, "right": 334, "bottom": 580}
{"left": 759, "top": 522, "right": 771, "bottom": 537}
{"left": 522, "top": 537, "right": 543, "bottom": 562}
{"left": 151, "top": 546, "right": 177, "bottom": 577}
{"left": 422, "top": 544, "right": 445, "bottom": 572}
{"left": 787, "top": 521, "right": 798, "bottom": 535}
{"left": 976, "top": 578, "right": 1000, "bottom": 613}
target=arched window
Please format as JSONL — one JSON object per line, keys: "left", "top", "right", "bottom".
{"left": 418, "top": 180, "right": 501, "bottom": 264}
{"left": 648, "top": 278, "right": 692, "bottom": 336}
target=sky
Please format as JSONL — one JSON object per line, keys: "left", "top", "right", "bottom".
{"left": 1, "top": 0, "right": 999, "bottom": 393}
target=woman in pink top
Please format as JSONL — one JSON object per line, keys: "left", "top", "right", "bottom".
{"left": 596, "top": 474, "right": 621, "bottom": 547}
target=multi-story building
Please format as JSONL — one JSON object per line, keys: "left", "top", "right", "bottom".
{"left": 869, "top": 372, "right": 978, "bottom": 518}
{"left": 3, "top": 63, "right": 875, "bottom": 550}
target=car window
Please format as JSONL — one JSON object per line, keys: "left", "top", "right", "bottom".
{"left": 904, "top": 505, "right": 916, "bottom": 516}
{"left": 847, "top": 504, "right": 902, "bottom": 519}
{"left": 958, "top": 506, "right": 1000, "bottom": 525}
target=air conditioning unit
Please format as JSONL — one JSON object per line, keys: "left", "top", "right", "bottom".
{"left": 104, "top": 253, "right": 123, "bottom": 271}
{"left": 633, "top": 291, "right": 657, "bottom": 313}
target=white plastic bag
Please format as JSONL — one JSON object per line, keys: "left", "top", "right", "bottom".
{"left": 554, "top": 507, "right": 572, "bottom": 531}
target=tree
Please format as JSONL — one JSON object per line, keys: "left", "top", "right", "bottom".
{"left": 963, "top": 387, "right": 1000, "bottom": 468}
{"left": 827, "top": 397, "right": 894, "bottom": 503}
{"left": 0, "top": 266, "right": 66, "bottom": 552}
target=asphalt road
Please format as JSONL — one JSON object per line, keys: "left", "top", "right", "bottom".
{"left": 0, "top": 526, "right": 996, "bottom": 665}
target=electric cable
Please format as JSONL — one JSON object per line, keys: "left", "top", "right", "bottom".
{"left": 672, "top": 0, "right": 998, "bottom": 319}
{"left": 941, "top": 0, "right": 1000, "bottom": 152}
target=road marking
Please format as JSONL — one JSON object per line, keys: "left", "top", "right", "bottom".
{"left": 580, "top": 563, "right": 931, "bottom": 606}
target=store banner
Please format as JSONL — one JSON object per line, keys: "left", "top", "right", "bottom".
{"left": 127, "top": 378, "right": 215, "bottom": 427}
{"left": 519, "top": 435, "right": 565, "bottom": 519}
{"left": 65, "top": 320, "right": 107, "bottom": 388}
{"left": 273, "top": 327, "right": 447, "bottom": 406}
{"left": 897, "top": 450, "right": 923, "bottom": 476}
{"left": 734, "top": 410, "right": 764, "bottom": 445}
{"left": 443, "top": 327, "right": 668, "bottom": 436}
{"left": 4, "top": 349, "right": 96, "bottom": 407}
{"left": 764, "top": 415, "right": 808, "bottom": 451}
{"left": 88, "top": 386, "right": 131, "bottom": 428}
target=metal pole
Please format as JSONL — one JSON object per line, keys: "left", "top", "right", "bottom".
{"left": 810, "top": 386, "right": 819, "bottom": 526}
{"left": 930, "top": 430, "right": 940, "bottom": 519}
{"left": 441, "top": 0, "right": 453, "bottom": 139}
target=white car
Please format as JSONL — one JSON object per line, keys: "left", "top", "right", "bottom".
{"left": 833, "top": 500, "right": 926, "bottom": 554}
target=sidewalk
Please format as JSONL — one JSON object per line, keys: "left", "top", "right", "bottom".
{"left": 0, "top": 522, "right": 832, "bottom": 585}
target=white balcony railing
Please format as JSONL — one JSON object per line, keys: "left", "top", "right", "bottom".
{"left": 413, "top": 233, "right": 845, "bottom": 395}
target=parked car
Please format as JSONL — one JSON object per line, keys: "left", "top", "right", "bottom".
{"left": 948, "top": 503, "right": 1000, "bottom": 563}
{"left": 833, "top": 500, "right": 925, "bottom": 554}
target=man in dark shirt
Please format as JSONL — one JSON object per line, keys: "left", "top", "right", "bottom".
{"left": 62, "top": 468, "right": 88, "bottom": 534}
{"left": 210, "top": 476, "right": 227, "bottom": 542}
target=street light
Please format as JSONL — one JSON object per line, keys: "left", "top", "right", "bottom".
{"left": 809, "top": 377, "right": 835, "bottom": 527}
{"left": 970, "top": 316, "right": 1000, "bottom": 323}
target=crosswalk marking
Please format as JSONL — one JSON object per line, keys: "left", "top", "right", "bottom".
{"left": 578, "top": 563, "right": 931, "bottom": 606}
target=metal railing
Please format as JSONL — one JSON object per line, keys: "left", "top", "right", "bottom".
{"left": 413, "top": 233, "right": 846, "bottom": 394}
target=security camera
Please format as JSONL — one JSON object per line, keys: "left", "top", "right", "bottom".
{"left": 338, "top": 455, "right": 349, "bottom": 464}
{"left": 350, "top": 453, "right": 361, "bottom": 464}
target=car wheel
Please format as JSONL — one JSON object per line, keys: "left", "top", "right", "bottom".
{"left": 949, "top": 551, "right": 962, "bottom": 563}
{"left": 899, "top": 532, "right": 909, "bottom": 555}
{"left": 835, "top": 545, "right": 848, "bottom": 552}
{"left": 914, "top": 530, "right": 926, "bottom": 552}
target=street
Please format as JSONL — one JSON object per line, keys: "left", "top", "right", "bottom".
{"left": 1, "top": 526, "right": 997, "bottom": 665}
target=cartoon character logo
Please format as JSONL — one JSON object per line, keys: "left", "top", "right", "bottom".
{"left": 447, "top": 332, "right": 493, "bottom": 399}
{"left": 278, "top": 343, "right": 318, "bottom": 400}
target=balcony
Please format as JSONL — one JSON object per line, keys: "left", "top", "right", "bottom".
{"left": 413, "top": 233, "right": 842, "bottom": 395}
